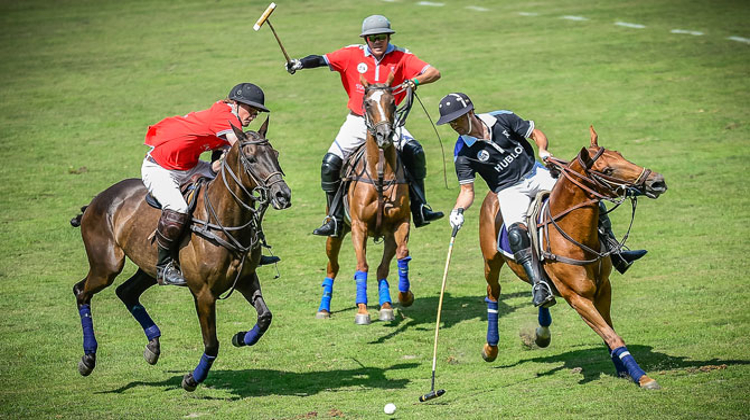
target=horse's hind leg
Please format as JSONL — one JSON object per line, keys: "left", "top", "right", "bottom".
{"left": 182, "top": 291, "right": 219, "bottom": 392}
{"left": 231, "top": 273, "right": 273, "bottom": 348}
{"left": 565, "top": 282, "right": 660, "bottom": 390}
{"left": 375, "top": 235, "right": 397, "bottom": 322}
{"left": 115, "top": 269, "right": 160, "bottom": 365}
{"left": 73, "top": 238, "right": 125, "bottom": 376}
{"left": 317, "top": 235, "right": 344, "bottom": 319}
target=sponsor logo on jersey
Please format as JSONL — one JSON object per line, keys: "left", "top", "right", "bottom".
{"left": 477, "top": 149, "right": 490, "bottom": 162}
{"left": 357, "top": 63, "right": 368, "bottom": 73}
{"left": 493, "top": 145, "right": 525, "bottom": 172}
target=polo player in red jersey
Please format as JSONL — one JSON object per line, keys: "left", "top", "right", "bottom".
{"left": 285, "top": 15, "right": 444, "bottom": 237}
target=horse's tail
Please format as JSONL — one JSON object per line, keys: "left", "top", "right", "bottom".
{"left": 70, "top": 206, "right": 88, "bottom": 227}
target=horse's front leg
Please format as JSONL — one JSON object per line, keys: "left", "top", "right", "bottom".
{"left": 232, "top": 273, "right": 272, "bottom": 348}
{"left": 375, "top": 235, "right": 397, "bottom": 322}
{"left": 182, "top": 290, "right": 219, "bottom": 392}
{"left": 115, "top": 269, "right": 160, "bottom": 365}
{"left": 317, "top": 235, "right": 345, "bottom": 319}
{"left": 391, "top": 220, "right": 414, "bottom": 307}
{"left": 480, "top": 253, "right": 504, "bottom": 362}
{"left": 351, "top": 220, "right": 370, "bottom": 325}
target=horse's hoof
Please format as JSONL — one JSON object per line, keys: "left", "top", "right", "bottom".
{"left": 379, "top": 308, "right": 395, "bottom": 322}
{"left": 182, "top": 373, "right": 198, "bottom": 392}
{"left": 316, "top": 310, "right": 330, "bottom": 319}
{"left": 482, "top": 344, "right": 498, "bottom": 362}
{"left": 144, "top": 338, "right": 160, "bottom": 365}
{"left": 535, "top": 326, "right": 551, "bottom": 348}
{"left": 398, "top": 291, "right": 414, "bottom": 307}
{"left": 77, "top": 353, "right": 96, "bottom": 376}
{"left": 232, "top": 332, "right": 246, "bottom": 348}
{"left": 639, "top": 376, "right": 661, "bottom": 390}
{"left": 355, "top": 313, "right": 371, "bottom": 325}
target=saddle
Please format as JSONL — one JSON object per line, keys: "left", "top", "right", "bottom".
{"left": 145, "top": 175, "right": 208, "bottom": 215}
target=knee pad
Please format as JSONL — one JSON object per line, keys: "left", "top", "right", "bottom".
{"left": 320, "top": 153, "right": 343, "bottom": 192}
{"left": 508, "top": 223, "right": 530, "bottom": 252}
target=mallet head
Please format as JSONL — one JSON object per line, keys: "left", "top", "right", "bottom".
{"left": 418, "top": 389, "right": 446, "bottom": 402}
{"left": 253, "top": 2, "right": 277, "bottom": 31}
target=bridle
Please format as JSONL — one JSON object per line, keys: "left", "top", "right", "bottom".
{"left": 190, "top": 136, "right": 285, "bottom": 298}
{"left": 363, "top": 84, "right": 399, "bottom": 136}
{"left": 539, "top": 148, "right": 652, "bottom": 266}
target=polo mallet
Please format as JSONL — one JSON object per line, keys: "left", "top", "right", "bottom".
{"left": 253, "top": 3, "right": 291, "bottom": 65}
{"left": 419, "top": 224, "right": 459, "bottom": 402}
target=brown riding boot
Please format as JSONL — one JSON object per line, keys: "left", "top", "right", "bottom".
{"left": 155, "top": 209, "right": 189, "bottom": 286}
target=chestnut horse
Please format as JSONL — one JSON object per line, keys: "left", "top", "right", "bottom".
{"left": 71, "top": 120, "right": 291, "bottom": 391}
{"left": 478, "top": 127, "right": 667, "bottom": 389}
{"left": 316, "top": 75, "right": 415, "bottom": 324}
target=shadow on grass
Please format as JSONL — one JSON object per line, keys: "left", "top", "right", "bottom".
{"left": 100, "top": 362, "right": 419, "bottom": 399}
{"left": 368, "top": 291, "right": 529, "bottom": 344}
{"left": 496, "top": 344, "right": 750, "bottom": 385}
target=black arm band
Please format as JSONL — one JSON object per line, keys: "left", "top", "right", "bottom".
{"left": 300, "top": 55, "right": 326, "bottom": 69}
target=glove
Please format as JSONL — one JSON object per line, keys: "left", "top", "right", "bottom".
{"left": 285, "top": 59, "right": 303, "bottom": 75}
{"left": 539, "top": 150, "right": 552, "bottom": 162}
{"left": 449, "top": 208, "right": 464, "bottom": 230}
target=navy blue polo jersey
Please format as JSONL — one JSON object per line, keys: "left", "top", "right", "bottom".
{"left": 453, "top": 111, "right": 537, "bottom": 193}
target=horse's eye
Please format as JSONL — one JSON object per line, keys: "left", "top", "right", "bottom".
{"left": 603, "top": 167, "right": 614, "bottom": 175}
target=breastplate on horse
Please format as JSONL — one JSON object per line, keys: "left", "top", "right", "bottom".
{"left": 71, "top": 121, "right": 291, "bottom": 392}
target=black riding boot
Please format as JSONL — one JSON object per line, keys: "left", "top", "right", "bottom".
{"left": 155, "top": 209, "right": 189, "bottom": 286}
{"left": 313, "top": 153, "right": 344, "bottom": 237}
{"left": 598, "top": 202, "right": 647, "bottom": 274}
{"left": 508, "top": 223, "right": 556, "bottom": 308}
{"left": 258, "top": 255, "right": 280, "bottom": 266}
{"left": 401, "top": 140, "right": 444, "bottom": 227}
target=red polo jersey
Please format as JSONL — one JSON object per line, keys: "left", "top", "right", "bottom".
{"left": 145, "top": 101, "right": 239, "bottom": 170}
{"left": 324, "top": 44, "right": 431, "bottom": 115}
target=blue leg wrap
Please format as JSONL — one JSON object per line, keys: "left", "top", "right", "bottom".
{"left": 129, "top": 304, "right": 161, "bottom": 341}
{"left": 485, "top": 297, "right": 499, "bottom": 346}
{"left": 611, "top": 346, "right": 646, "bottom": 383}
{"left": 192, "top": 353, "right": 217, "bottom": 383}
{"left": 318, "top": 277, "right": 334, "bottom": 313}
{"left": 243, "top": 324, "right": 263, "bottom": 346}
{"left": 538, "top": 306, "right": 552, "bottom": 328}
{"left": 355, "top": 270, "right": 368, "bottom": 305}
{"left": 397, "top": 256, "right": 411, "bottom": 293}
{"left": 607, "top": 344, "right": 629, "bottom": 377}
{"left": 79, "top": 304, "right": 98, "bottom": 355}
{"left": 378, "top": 279, "right": 392, "bottom": 306}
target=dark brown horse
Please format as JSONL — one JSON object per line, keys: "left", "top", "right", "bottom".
{"left": 478, "top": 127, "right": 667, "bottom": 389}
{"left": 316, "top": 74, "right": 415, "bottom": 324}
{"left": 72, "top": 120, "right": 291, "bottom": 391}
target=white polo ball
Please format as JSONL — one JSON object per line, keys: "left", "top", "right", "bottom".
{"left": 384, "top": 403, "right": 396, "bottom": 415}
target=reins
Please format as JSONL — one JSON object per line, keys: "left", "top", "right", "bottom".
{"left": 190, "top": 137, "right": 280, "bottom": 299}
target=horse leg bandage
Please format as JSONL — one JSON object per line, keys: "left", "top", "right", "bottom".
{"left": 192, "top": 353, "right": 217, "bottom": 383}
{"left": 355, "top": 271, "right": 368, "bottom": 305}
{"left": 243, "top": 324, "right": 263, "bottom": 346}
{"left": 538, "top": 307, "right": 552, "bottom": 328}
{"left": 611, "top": 346, "right": 645, "bottom": 383}
{"left": 607, "top": 343, "right": 629, "bottom": 377}
{"left": 129, "top": 304, "right": 161, "bottom": 341}
{"left": 378, "top": 279, "right": 392, "bottom": 306}
{"left": 318, "top": 277, "right": 335, "bottom": 313}
{"left": 79, "top": 304, "right": 98, "bottom": 355}
{"left": 485, "top": 297, "right": 499, "bottom": 346}
{"left": 397, "top": 256, "right": 412, "bottom": 293}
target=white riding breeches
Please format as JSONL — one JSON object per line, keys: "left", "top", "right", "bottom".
{"left": 141, "top": 156, "right": 216, "bottom": 213}
{"left": 327, "top": 113, "right": 414, "bottom": 160}
{"left": 496, "top": 163, "right": 558, "bottom": 228}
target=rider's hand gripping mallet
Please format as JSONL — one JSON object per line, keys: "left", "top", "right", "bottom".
{"left": 253, "top": 3, "right": 291, "bottom": 66}
{"left": 419, "top": 225, "right": 459, "bottom": 402}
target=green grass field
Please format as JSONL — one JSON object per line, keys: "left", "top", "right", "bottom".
{"left": 1, "top": 0, "right": 749, "bottom": 418}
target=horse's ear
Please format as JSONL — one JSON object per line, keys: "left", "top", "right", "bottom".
{"left": 359, "top": 74, "right": 369, "bottom": 89}
{"left": 578, "top": 147, "right": 594, "bottom": 169}
{"left": 258, "top": 116, "right": 269, "bottom": 138}
{"left": 230, "top": 122, "right": 246, "bottom": 141}
{"left": 589, "top": 125, "right": 599, "bottom": 147}
{"left": 386, "top": 72, "right": 395, "bottom": 87}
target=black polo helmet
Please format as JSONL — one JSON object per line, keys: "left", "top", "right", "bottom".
{"left": 228, "top": 83, "right": 270, "bottom": 112}
{"left": 436, "top": 92, "right": 473, "bottom": 125}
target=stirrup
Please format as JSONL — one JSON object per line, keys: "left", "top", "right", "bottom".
{"left": 312, "top": 216, "right": 340, "bottom": 237}
{"left": 156, "top": 261, "right": 187, "bottom": 286}
{"left": 532, "top": 281, "right": 556, "bottom": 308}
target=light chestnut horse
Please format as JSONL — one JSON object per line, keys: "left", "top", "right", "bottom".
{"left": 478, "top": 127, "right": 667, "bottom": 389}
{"left": 71, "top": 120, "right": 291, "bottom": 391}
{"left": 316, "top": 74, "right": 415, "bottom": 324}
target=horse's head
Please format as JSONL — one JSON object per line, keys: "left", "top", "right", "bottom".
{"left": 576, "top": 126, "right": 667, "bottom": 199}
{"left": 229, "top": 119, "right": 292, "bottom": 210}
{"left": 360, "top": 73, "right": 396, "bottom": 149}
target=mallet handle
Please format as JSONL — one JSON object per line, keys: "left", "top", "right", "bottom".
{"left": 430, "top": 232, "right": 457, "bottom": 381}
{"left": 266, "top": 19, "right": 291, "bottom": 64}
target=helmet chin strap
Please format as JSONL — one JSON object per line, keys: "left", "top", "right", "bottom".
{"left": 466, "top": 113, "right": 472, "bottom": 136}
